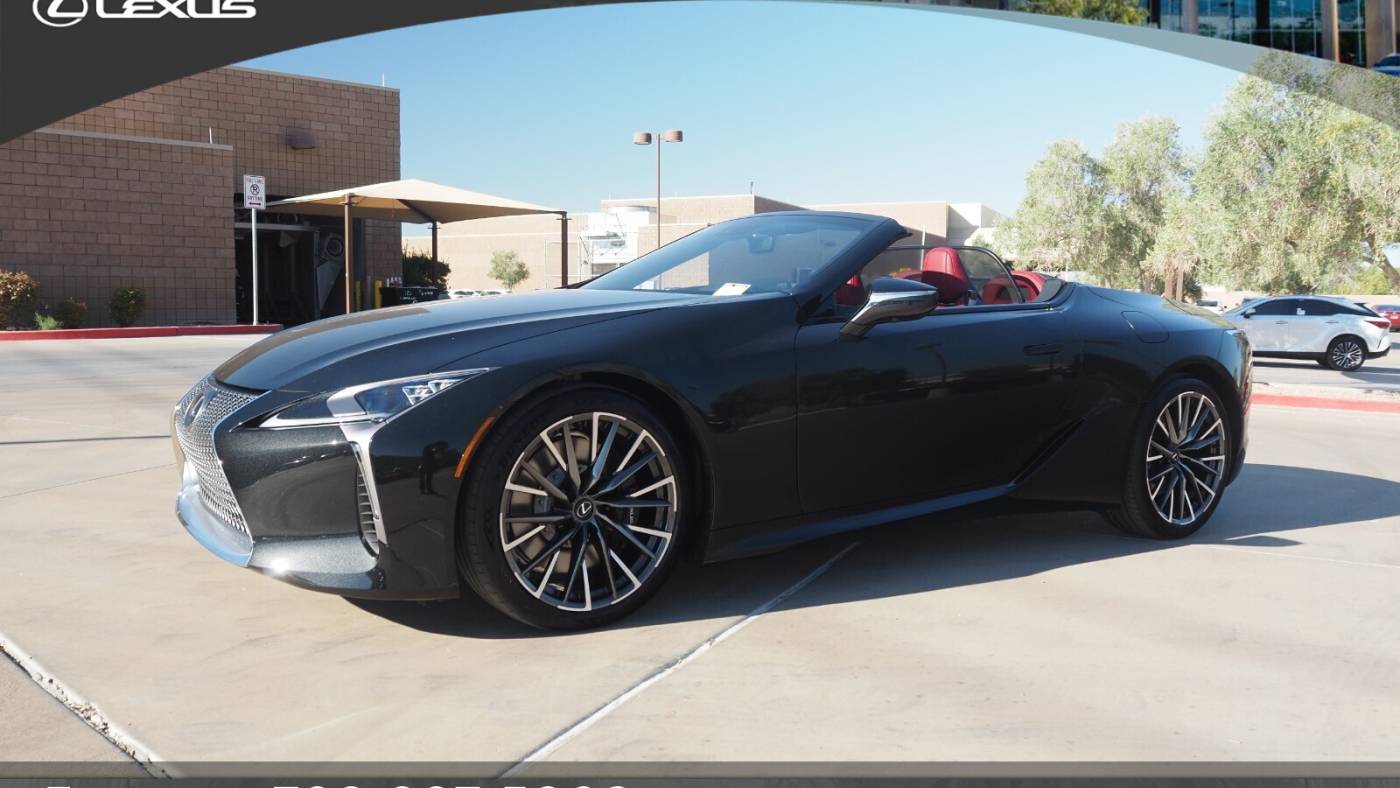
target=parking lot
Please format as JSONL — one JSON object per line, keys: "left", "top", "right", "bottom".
{"left": 2, "top": 335, "right": 1399, "bottom": 774}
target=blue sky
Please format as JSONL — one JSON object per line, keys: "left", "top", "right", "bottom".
{"left": 243, "top": 1, "right": 1246, "bottom": 227}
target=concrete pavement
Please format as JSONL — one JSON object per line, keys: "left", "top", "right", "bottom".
{"left": 0, "top": 653, "right": 145, "bottom": 775}
{"left": 1, "top": 336, "right": 1398, "bottom": 773}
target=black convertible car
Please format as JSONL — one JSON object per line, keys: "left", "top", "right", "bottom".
{"left": 174, "top": 211, "right": 1250, "bottom": 629}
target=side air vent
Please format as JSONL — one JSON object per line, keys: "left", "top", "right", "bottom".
{"left": 354, "top": 464, "right": 381, "bottom": 556}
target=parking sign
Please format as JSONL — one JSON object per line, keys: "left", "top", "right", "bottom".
{"left": 243, "top": 174, "right": 265, "bottom": 210}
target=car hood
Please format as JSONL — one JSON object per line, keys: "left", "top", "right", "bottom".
{"left": 215, "top": 288, "right": 702, "bottom": 393}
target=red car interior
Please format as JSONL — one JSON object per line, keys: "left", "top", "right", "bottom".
{"left": 832, "top": 245, "right": 1046, "bottom": 309}
{"left": 835, "top": 275, "right": 864, "bottom": 307}
{"left": 899, "top": 247, "right": 971, "bottom": 305}
{"left": 983, "top": 276, "right": 1017, "bottom": 305}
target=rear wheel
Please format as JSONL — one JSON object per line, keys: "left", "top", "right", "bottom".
{"left": 1103, "top": 377, "right": 1230, "bottom": 539}
{"left": 457, "top": 387, "right": 688, "bottom": 629}
{"left": 1324, "top": 336, "right": 1366, "bottom": 371}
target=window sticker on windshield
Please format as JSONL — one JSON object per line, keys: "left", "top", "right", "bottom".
{"left": 713, "top": 282, "right": 751, "bottom": 297}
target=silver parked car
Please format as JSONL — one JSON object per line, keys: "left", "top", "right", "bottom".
{"left": 1226, "top": 295, "right": 1392, "bottom": 370}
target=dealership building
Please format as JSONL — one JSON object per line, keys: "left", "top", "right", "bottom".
{"left": 0, "top": 67, "right": 401, "bottom": 327}
{"left": 901, "top": 0, "right": 1396, "bottom": 65}
{"left": 406, "top": 195, "right": 1004, "bottom": 293}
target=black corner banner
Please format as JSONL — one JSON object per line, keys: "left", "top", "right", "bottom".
{"left": 0, "top": 0, "right": 637, "bottom": 143}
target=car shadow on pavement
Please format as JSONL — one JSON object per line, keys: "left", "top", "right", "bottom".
{"left": 348, "top": 462, "right": 1400, "bottom": 638}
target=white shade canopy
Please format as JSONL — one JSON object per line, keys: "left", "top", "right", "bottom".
{"left": 265, "top": 178, "right": 562, "bottom": 224}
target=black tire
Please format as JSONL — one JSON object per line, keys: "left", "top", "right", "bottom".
{"left": 456, "top": 386, "right": 689, "bottom": 630}
{"left": 1102, "top": 376, "right": 1231, "bottom": 539}
{"left": 1324, "top": 336, "right": 1366, "bottom": 371}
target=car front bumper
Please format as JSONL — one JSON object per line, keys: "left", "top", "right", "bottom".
{"left": 171, "top": 375, "right": 473, "bottom": 600}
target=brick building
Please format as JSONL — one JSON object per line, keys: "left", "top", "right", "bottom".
{"left": 0, "top": 66, "right": 400, "bottom": 327}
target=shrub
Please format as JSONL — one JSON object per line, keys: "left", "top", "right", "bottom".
{"left": 0, "top": 270, "right": 39, "bottom": 329}
{"left": 35, "top": 313, "right": 61, "bottom": 330}
{"left": 53, "top": 297, "right": 87, "bottom": 329}
{"left": 488, "top": 250, "right": 529, "bottom": 291}
{"left": 402, "top": 250, "right": 451, "bottom": 290}
{"left": 109, "top": 287, "right": 146, "bottom": 327}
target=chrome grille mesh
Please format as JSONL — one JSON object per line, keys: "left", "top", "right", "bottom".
{"left": 175, "top": 376, "right": 259, "bottom": 536}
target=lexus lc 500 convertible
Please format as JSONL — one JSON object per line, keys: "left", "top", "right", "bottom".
{"left": 174, "top": 211, "right": 1250, "bottom": 629}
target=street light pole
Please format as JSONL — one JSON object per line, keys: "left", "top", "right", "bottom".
{"left": 634, "top": 129, "right": 683, "bottom": 253}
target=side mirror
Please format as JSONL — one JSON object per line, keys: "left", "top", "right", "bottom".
{"left": 1243, "top": 308, "right": 1256, "bottom": 319}
{"left": 841, "top": 276, "right": 940, "bottom": 338}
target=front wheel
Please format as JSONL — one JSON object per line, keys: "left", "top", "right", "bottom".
{"left": 1324, "top": 336, "right": 1366, "bottom": 371}
{"left": 457, "top": 387, "right": 688, "bottom": 630}
{"left": 1103, "top": 377, "right": 1231, "bottom": 539}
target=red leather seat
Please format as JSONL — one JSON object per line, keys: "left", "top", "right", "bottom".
{"left": 899, "top": 269, "right": 968, "bottom": 304}
{"left": 982, "top": 276, "right": 1017, "bottom": 305}
{"left": 904, "top": 247, "right": 972, "bottom": 306}
{"left": 983, "top": 271, "right": 1046, "bottom": 304}
{"left": 1011, "top": 271, "right": 1045, "bottom": 301}
{"left": 835, "top": 274, "right": 864, "bottom": 307}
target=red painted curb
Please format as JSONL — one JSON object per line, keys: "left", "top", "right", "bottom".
{"left": 0, "top": 324, "right": 281, "bottom": 341}
{"left": 1253, "top": 392, "right": 1400, "bottom": 414}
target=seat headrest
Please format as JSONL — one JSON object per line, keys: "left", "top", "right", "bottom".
{"left": 899, "top": 270, "right": 967, "bottom": 303}
{"left": 922, "top": 247, "right": 968, "bottom": 281}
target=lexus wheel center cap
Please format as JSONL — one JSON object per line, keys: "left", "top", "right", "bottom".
{"left": 573, "top": 499, "right": 595, "bottom": 521}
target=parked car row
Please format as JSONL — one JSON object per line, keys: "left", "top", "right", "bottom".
{"left": 445, "top": 288, "right": 510, "bottom": 299}
{"left": 1225, "top": 295, "right": 1391, "bottom": 370}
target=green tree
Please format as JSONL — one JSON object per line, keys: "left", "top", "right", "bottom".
{"left": 1144, "top": 188, "right": 1203, "bottom": 299}
{"left": 1101, "top": 118, "right": 1190, "bottom": 290}
{"left": 995, "top": 140, "right": 1113, "bottom": 282}
{"left": 488, "top": 250, "right": 530, "bottom": 291}
{"left": 1010, "top": 0, "right": 1146, "bottom": 24}
{"left": 1193, "top": 52, "right": 1400, "bottom": 295}
{"left": 997, "top": 120, "right": 1188, "bottom": 290}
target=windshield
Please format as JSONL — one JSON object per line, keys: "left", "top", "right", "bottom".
{"left": 1379, "top": 55, "right": 1400, "bottom": 66}
{"left": 580, "top": 214, "right": 871, "bottom": 296}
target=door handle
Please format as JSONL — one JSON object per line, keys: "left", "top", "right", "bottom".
{"left": 1023, "top": 343, "right": 1063, "bottom": 356}
{"left": 1274, "top": 321, "right": 1288, "bottom": 325}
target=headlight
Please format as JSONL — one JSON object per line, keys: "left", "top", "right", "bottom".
{"left": 260, "top": 369, "right": 492, "bottom": 428}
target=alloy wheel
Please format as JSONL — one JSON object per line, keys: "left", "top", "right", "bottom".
{"left": 1145, "top": 391, "right": 1227, "bottom": 527}
{"left": 498, "top": 412, "right": 678, "bottom": 611}
{"left": 1330, "top": 339, "right": 1363, "bottom": 370}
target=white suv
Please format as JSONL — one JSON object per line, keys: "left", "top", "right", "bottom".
{"left": 1226, "top": 296, "right": 1392, "bottom": 370}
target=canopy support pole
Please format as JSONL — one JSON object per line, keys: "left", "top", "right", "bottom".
{"left": 559, "top": 212, "right": 569, "bottom": 287}
{"left": 402, "top": 199, "right": 445, "bottom": 294}
{"left": 342, "top": 194, "right": 355, "bottom": 313}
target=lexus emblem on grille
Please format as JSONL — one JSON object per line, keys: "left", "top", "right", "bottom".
{"left": 184, "top": 389, "right": 213, "bottom": 427}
